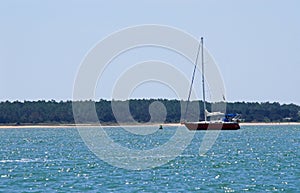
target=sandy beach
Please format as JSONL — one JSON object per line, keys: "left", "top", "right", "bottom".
{"left": 0, "top": 123, "right": 182, "bottom": 129}
{"left": 0, "top": 122, "right": 299, "bottom": 129}
{"left": 239, "top": 122, "right": 300, "bottom": 126}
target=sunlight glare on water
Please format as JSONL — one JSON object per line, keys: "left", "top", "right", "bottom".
{"left": 0, "top": 126, "right": 299, "bottom": 192}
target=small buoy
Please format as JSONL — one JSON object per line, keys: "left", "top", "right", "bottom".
{"left": 159, "top": 125, "right": 163, "bottom": 130}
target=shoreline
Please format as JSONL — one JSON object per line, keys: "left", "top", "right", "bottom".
{"left": 239, "top": 122, "right": 300, "bottom": 126}
{"left": 0, "top": 123, "right": 181, "bottom": 129}
{"left": 0, "top": 122, "right": 300, "bottom": 129}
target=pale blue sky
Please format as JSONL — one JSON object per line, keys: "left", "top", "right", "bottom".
{"left": 1, "top": 0, "right": 299, "bottom": 104}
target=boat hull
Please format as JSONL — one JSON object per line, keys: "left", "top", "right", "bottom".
{"left": 183, "top": 122, "right": 240, "bottom": 130}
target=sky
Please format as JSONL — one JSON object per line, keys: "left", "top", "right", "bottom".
{"left": 1, "top": 0, "right": 300, "bottom": 104}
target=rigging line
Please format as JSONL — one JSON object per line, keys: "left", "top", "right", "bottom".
{"left": 183, "top": 38, "right": 202, "bottom": 121}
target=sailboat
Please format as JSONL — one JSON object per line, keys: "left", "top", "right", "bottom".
{"left": 182, "top": 37, "right": 240, "bottom": 130}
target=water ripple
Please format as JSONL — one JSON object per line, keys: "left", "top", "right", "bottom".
{"left": 0, "top": 126, "right": 299, "bottom": 192}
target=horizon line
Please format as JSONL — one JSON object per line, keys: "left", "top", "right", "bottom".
{"left": 0, "top": 99, "right": 299, "bottom": 106}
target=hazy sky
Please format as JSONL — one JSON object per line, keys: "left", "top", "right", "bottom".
{"left": 1, "top": 0, "right": 299, "bottom": 104}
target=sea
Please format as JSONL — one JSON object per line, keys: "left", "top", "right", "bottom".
{"left": 0, "top": 125, "right": 299, "bottom": 192}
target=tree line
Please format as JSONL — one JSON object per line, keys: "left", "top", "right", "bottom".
{"left": 0, "top": 99, "right": 299, "bottom": 125}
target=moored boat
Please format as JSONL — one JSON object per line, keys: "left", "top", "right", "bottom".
{"left": 182, "top": 37, "right": 240, "bottom": 130}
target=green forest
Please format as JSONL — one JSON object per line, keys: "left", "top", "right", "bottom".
{"left": 0, "top": 99, "right": 299, "bottom": 125}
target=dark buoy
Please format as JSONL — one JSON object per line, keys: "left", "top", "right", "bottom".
{"left": 159, "top": 125, "right": 163, "bottom": 130}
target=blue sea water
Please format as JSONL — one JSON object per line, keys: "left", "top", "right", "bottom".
{"left": 0, "top": 125, "right": 299, "bottom": 192}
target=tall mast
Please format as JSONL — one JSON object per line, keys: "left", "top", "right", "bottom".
{"left": 183, "top": 38, "right": 201, "bottom": 121}
{"left": 201, "top": 37, "right": 207, "bottom": 122}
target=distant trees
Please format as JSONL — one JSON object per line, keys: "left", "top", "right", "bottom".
{"left": 0, "top": 100, "right": 74, "bottom": 124}
{"left": 0, "top": 99, "right": 299, "bottom": 124}
{"left": 226, "top": 102, "right": 300, "bottom": 122}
